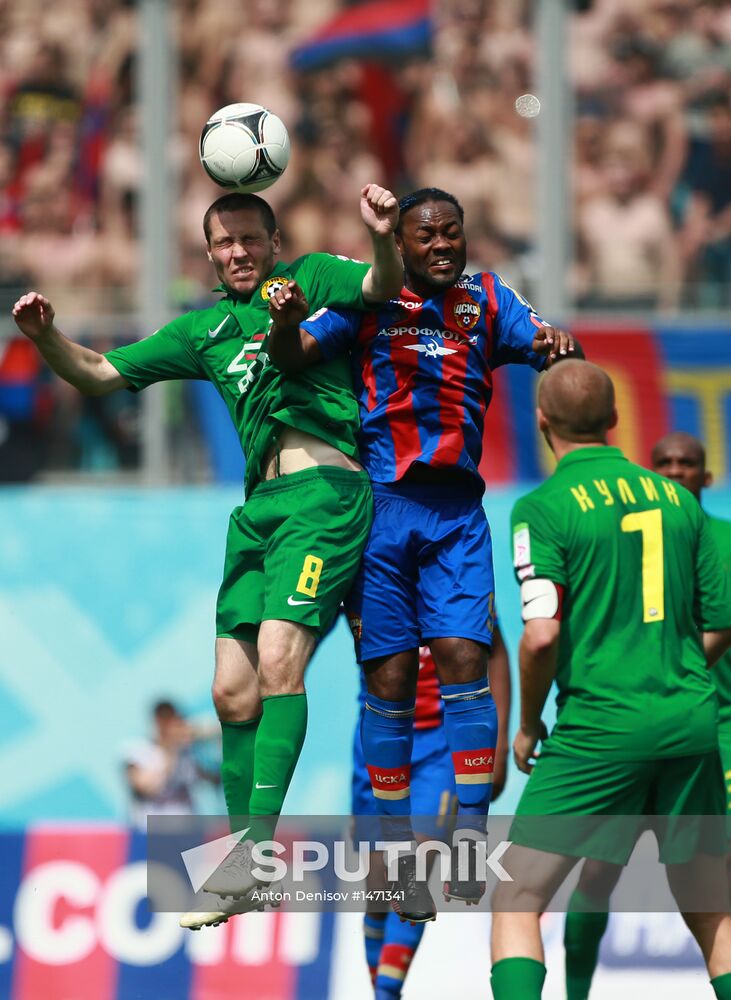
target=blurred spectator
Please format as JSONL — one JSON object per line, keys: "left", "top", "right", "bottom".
{"left": 5, "top": 41, "right": 82, "bottom": 184}
{"left": 98, "top": 108, "right": 140, "bottom": 237}
{"left": 573, "top": 112, "right": 606, "bottom": 205}
{"left": 411, "top": 116, "right": 502, "bottom": 227}
{"left": 570, "top": 0, "right": 730, "bottom": 307}
{"left": 0, "top": 242, "right": 50, "bottom": 480}
{"left": 663, "top": 1, "right": 731, "bottom": 108}
{"left": 0, "top": 335, "right": 51, "bottom": 481}
{"left": 681, "top": 90, "right": 731, "bottom": 306}
{"left": 16, "top": 174, "right": 103, "bottom": 316}
{"left": 610, "top": 35, "right": 688, "bottom": 200}
{"left": 576, "top": 119, "right": 681, "bottom": 311}
{"left": 0, "top": 143, "right": 21, "bottom": 234}
{"left": 122, "top": 699, "right": 220, "bottom": 832}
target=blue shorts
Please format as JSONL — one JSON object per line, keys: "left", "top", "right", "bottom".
{"left": 351, "top": 719, "right": 456, "bottom": 839}
{"left": 345, "top": 482, "right": 495, "bottom": 661}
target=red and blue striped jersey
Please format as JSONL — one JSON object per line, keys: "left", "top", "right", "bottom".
{"left": 302, "top": 271, "right": 548, "bottom": 485}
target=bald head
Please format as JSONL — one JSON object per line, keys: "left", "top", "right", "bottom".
{"left": 651, "top": 431, "right": 710, "bottom": 500}
{"left": 651, "top": 432, "right": 705, "bottom": 468}
{"left": 537, "top": 360, "right": 616, "bottom": 444}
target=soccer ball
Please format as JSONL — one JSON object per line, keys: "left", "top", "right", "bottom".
{"left": 199, "top": 103, "right": 290, "bottom": 193}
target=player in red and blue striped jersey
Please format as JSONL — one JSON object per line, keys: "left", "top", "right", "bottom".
{"left": 302, "top": 264, "right": 549, "bottom": 487}
{"left": 353, "top": 626, "right": 511, "bottom": 1000}
{"left": 268, "top": 188, "right": 579, "bottom": 921}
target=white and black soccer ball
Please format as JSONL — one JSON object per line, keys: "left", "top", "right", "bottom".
{"left": 199, "top": 103, "right": 290, "bottom": 193}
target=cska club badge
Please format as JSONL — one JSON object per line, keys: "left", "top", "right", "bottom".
{"left": 451, "top": 291, "right": 481, "bottom": 331}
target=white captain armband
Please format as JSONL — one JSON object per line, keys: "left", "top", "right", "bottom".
{"left": 520, "top": 578, "right": 562, "bottom": 622}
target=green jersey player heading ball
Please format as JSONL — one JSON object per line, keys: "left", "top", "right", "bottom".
{"left": 12, "top": 182, "right": 404, "bottom": 930}
{"left": 488, "top": 360, "right": 731, "bottom": 1000}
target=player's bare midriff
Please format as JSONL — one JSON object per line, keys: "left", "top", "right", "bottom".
{"left": 262, "top": 427, "right": 363, "bottom": 480}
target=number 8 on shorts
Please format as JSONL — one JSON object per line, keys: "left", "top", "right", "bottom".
{"left": 297, "top": 555, "right": 323, "bottom": 598}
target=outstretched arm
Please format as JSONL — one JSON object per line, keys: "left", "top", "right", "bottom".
{"left": 13, "top": 292, "right": 129, "bottom": 395}
{"left": 267, "top": 281, "right": 322, "bottom": 374}
{"left": 359, "top": 184, "right": 402, "bottom": 304}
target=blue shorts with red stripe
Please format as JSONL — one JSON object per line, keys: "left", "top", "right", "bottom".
{"left": 345, "top": 482, "right": 495, "bottom": 662}
{"left": 351, "top": 720, "right": 456, "bottom": 838}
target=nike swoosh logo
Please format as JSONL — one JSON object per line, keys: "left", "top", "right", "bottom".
{"left": 208, "top": 316, "right": 230, "bottom": 338}
{"left": 287, "top": 596, "right": 314, "bottom": 606}
{"left": 255, "top": 782, "right": 277, "bottom": 789}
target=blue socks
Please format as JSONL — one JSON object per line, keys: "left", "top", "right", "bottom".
{"left": 361, "top": 694, "right": 416, "bottom": 838}
{"left": 441, "top": 677, "right": 497, "bottom": 832}
{"left": 373, "top": 912, "right": 425, "bottom": 997}
{"left": 363, "top": 912, "right": 386, "bottom": 983}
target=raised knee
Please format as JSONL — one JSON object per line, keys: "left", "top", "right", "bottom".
{"left": 432, "top": 638, "right": 488, "bottom": 685}
{"left": 212, "top": 676, "right": 260, "bottom": 721}
{"left": 492, "top": 881, "right": 547, "bottom": 917}
{"left": 363, "top": 651, "right": 419, "bottom": 701}
{"left": 366, "top": 676, "right": 416, "bottom": 702}
{"left": 257, "top": 655, "right": 304, "bottom": 698}
{"left": 256, "top": 635, "right": 304, "bottom": 694}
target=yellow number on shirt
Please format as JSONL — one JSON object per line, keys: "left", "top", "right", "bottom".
{"left": 620, "top": 509, "right": 664, "bottom": 622}
{"left": 297, "top": 555, "right": 324, "bottom": 598}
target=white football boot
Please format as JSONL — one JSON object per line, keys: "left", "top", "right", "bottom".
{"left": 201, "top": 838, "right": 269, "bottom": 899}
{"left": 179, "top": 882, "right": 282, "bottom": 931}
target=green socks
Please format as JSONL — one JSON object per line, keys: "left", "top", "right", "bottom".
{"left": 564, "top": 909, "right": 609, "bottom": 1000}
{"left": 249, "top": 692, "right": 308, "bottom": 816}
{"left": 491, "top": 957, "right": 546, "bottom": 1000}
{"left": 220, "top": 695, "right": 308, "bottom": 845}
{"left": 490, "top": 954, "right": 731, "bottom": 1000}
{"left": 221, "top": 716, "right": 261, "bottom": 831}
{"left": 712, "top": 973, "right": 731, "bottom": 999}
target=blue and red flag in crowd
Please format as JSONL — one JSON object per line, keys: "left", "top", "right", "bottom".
{"left": 290, "top": 0, "right": 432, "bottom": 71}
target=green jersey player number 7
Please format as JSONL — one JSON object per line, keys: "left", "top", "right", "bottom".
{"left": 12, "top": 182, "right": 404, "bottom": 931}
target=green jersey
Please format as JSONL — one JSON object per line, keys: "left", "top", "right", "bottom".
{"left": 708, "top": 514, "right": 731, "bottom": 726}
{"left": 105, "top": 253, "right": 370, "bottom": 493}
{"left": 511, "top": 446, "right": 731, "bottom": 760}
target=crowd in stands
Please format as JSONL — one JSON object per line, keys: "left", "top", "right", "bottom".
{"left": 0, "top": 0, "right": 729, "bottom": 478}
{"left": 572, "top": 0, "right": 731, "bottom": 310}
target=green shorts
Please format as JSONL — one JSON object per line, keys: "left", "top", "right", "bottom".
{"left": 216, "top": 467, "right": 373, "bottom": 643}
{"left": 511, "top": 744, "right": 726, "bottom": 865}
